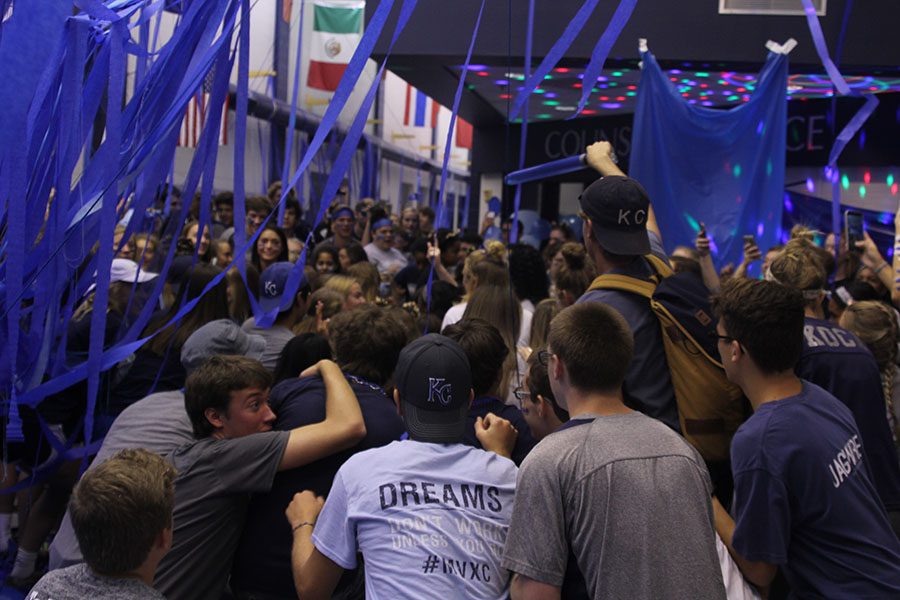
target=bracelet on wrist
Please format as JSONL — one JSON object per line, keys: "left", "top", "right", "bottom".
{"left": 292, "top": 521, "right": 316, "bottom": 533}
{"left": 874, "top": 262, "right": 890, "bottom": 274}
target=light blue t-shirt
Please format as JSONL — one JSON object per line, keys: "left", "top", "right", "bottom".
{"left": 312, "top": 440, "right": 518, "bottom": 599}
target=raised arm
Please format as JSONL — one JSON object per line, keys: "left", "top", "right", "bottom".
{"left": 427, "top": 241, "right": 459, "bottom": 286}
{"left": 733, "top": 237, "right": 762, "bottom": 280}
{"left": 856, "top": 231, "right": 899, "bottom": 307}
{"left": 695, "top": 224, "right": 721, "bottom": 293}
{"left": 584, "top": 141, "right": 661, "bottom": 243}
{"left": 278, "top": 360, "right": 366, "bottom": 471}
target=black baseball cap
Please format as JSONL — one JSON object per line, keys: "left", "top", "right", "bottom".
{"left": 579, "top": 175, "right": 652, "bottom": 255}
{"left": 394, "top": 334, "right": 472, "bottom": 443}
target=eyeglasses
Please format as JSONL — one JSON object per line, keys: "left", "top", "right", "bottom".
{"left": 708, "top": 332, "right": 736, "bottom": 344}
{"left": 537, "top": 350, "right": 553, "bottom": 366}
{"left": 513, "top": 387, "right": 531, "bottom": 402}
{"left": 513, "top": 387, "right": 531, "bottom": 410}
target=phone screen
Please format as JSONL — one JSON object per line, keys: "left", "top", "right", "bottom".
{"left": 845, "top": 210, "right": 864, "bottom": 251}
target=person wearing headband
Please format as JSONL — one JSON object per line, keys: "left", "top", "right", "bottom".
{"left": 364, "top": 217, "right": 408, "bottom": 279}
{"left": 326, "top": 206, "right": 356, "bottom": 250}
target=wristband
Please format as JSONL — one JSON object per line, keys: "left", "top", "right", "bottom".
{"left": 292, "top": 521, "right": 316, "bottom": 533}
{"left": 875, "top": 262, "right": 890, "bottom": 274}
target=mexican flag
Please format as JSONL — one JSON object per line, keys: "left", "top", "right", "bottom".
{"left": 307, "top": 0, "right": 364, "bottom": 92}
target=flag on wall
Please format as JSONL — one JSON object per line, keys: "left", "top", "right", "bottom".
{"left": 178, "top": 92, "right": 229, "bottom": 147}
{"left": 403, "top": 82, "right": 441, "bottom": 128}
{"left": 455, "top": 117, "right": 473, "bottom": 149}
{"left": 307, "top": 0, "right": 364, "bottom": 92}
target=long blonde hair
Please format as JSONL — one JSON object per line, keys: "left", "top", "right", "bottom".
{"left": 840, "top": 301, "right": 900, "bottom": 442}
{"left": 463, "top": 284, "right": 521, "bottom": 398}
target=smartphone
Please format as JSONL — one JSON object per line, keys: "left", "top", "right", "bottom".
{"left": 742, "top": 234, "right": 755, "bottom": 246}
{"left": 844, "top": 210, "right": 864, "bottom": 252}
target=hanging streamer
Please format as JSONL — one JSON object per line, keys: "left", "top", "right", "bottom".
{"left": 510, "top": 0, "right": 535, "bottom": 245}
{"left": 424, "top": 0, "right": 486, "bottom": 321}
{"left": 800, "top": 0, "right": 877, "bottom": 238}
{"left": 280, "top": 0, "right": 306, "bottom": 225}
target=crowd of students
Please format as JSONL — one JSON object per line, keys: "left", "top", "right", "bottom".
{"left": 8, "top": 140, "right": 900, "bottom": 599}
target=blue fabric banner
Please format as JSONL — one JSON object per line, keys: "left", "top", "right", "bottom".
{"left": 630, "top": 50, "right": 788, "bottom": 269}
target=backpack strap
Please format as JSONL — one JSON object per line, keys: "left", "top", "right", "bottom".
{"left": 586, "top": 254, "right": 673, "bottom": 298}
{"left": 588, "top": 273, "right": 656, "bottom": 299}
{"left": 644, "top": 253, "right": 674, "bottom": 279}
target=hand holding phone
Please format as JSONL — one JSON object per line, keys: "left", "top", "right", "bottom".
{"left": 845, "top": 210, "right": 864, "bottom": 253}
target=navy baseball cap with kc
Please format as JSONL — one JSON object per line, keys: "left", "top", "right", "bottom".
{"left": 579, "top": 175, "right": 652, "bottom": 255}
{"left": 395, "top": 333, "right": 472, "bottom": 444}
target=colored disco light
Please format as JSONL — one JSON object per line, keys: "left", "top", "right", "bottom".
{"left": 465, "top": 65, "right": 488, "bottom": 71}
{"left": 733, "top": 164, "right": 742, "bottom": 178}
{"left": 757, "top": 223, "right": 764, "bottom": 237}
{"left": 785, "top": 196, "right": 794, "bottom": 212}
{"left": 600, "top": 102, "right": 622, "bottom": 109}
{"left": 536, "top": 114, "right": 552, "bottom": 119}
{"left": 543, "top": 100, "right": 560, "bottom": 106}
{"left": 892, "top": 183, "right": 899, "bottom": 195}
{"left": 863, "top": 171, "right": 871, "bottom": 184}
{"left": 859, "top": 185, "right": 867, "bottom": 198}
{"left": 476, "top": 71, "right": 489, "bottom": 77}
{"left": 683, "top": 212, "right": 701, "bottom": 233}
{"left": 554, "top": 67, "right": 570, "bottom": 73}
{"left": 756, "top": 121, "right": 765, "bottom": 135}
{"left": 878, "top": 212, "right": 892, "bottom": 225}
{"left": 888, "top": 174, "right": 895, "bottom": 187}
{"left": 695, "top": 72, "right": 709, "bottom": 77}
{"left": 494, "top": 80, "right": 509, "bottom": 86}
{"left": 841, "top": 174, "right": 850, "bottom": 190}
{"left": 805, "top": 178, "right": 814, "bottom": 193}
{"left": 544, "top": 92, "right": 558, "bottom": 98}
{"left": 611, "top": 71, "right": 623, "bottom": 77}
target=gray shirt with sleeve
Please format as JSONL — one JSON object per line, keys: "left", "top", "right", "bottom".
{"left": 49, "top": 390, "right": 195, "bottom": 570}
{"left": 502, "top": 412, "right": 726, "bottom": 600}
{"left": 576, "top": 231, "right": 680, "bottom": 431}
{"left": 154, "top": 430, "right": 290, "bottom": 600}
{"left": 29, "top": 563, "right": 165, "bottom": 600}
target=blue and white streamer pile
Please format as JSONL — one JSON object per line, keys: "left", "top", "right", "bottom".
{"left": 0, "top": 0, "right": 423, "bottom": 472}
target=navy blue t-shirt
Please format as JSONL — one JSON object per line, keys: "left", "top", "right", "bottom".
{"left": 731, "top": 381, "right": 900, "bottom": 598}
{"left": 462, "top": 396, "right": 537, "bottom": 466}
{"left": 576, "top": 232, "right": 680, "bottom": 433}
{"left": 797, "top": 317, "right": 900, "bottom": 511}
{"left": 231, "top": 373, "right": 405, "bottom": 597}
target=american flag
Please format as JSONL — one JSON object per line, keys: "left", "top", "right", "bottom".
{"left": 178, "top": 68, "right": 230, "bottom": 147}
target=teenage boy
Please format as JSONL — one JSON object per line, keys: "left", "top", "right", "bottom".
{"left": 286, "top": 334, "right": 519, "bottom": 599}
{"left": 502, "top": 303, "right": 725, "bottom": 600}
{"left": 154, "top": 354, "right": 366, "bottom": 600}
{"left": 711, "top": 278, "right": 900, "bottom": 596}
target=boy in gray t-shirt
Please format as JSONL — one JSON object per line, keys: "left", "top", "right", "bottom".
{"left": 502, "top": 303, "right": 726, "bottom": 599}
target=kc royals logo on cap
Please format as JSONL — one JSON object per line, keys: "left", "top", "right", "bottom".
{"left": 428, "top": 377, "right": 451, "bottom": 406}
{"left": 264, "top": 279, "right": 279, "bottom": 298}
